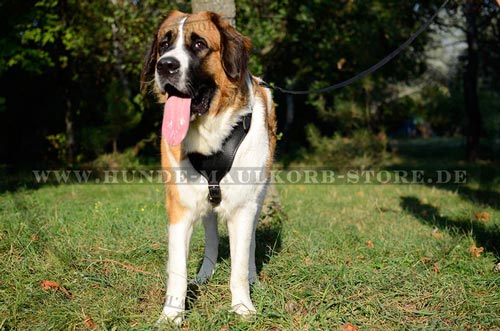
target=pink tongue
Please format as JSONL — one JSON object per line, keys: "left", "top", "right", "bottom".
{"left": 162, "top": 96, "right": 191, "bottom": 146}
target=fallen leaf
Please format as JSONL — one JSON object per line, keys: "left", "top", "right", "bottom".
{"left": 84, "top": 316, "right": 98, "bottom": 328}
{"left": 40, "top": 280, "right": 60, "bottom": 291}
{"left": 431, "top": 227, "right": 443, "bottom": 239}
{"left": 151, "top": 242, "right": 161, "bottom": 249}
{"left": 474, "top": 212, "right": 491, "bottom": 223}
{"left": 366, "top": 240, "right": 374, "bottom": 248}
{"left": 31, "top": 234, "right": 39, "bottom": 241}
{"left": 345, "top": 256, "right": 352, "bottom": 266}
{"left": 284, "top": 301, "right": 296, "bottom": 314}
{"left": 433, "top": 262, "right": 440, "bottom": 274}
{"left": 469, "top": 244, "right": 484, "bottom": 258}
{"left": 40, "top": 280, "right": 72, "bottom": 299}
{"left": 303, "top": 256, "right": 313, "bottom": 266}
{"left": 341, "top": 322, "right": 359, "bottom": 331}
{"left": 219, "top": 326, "right": 228, "bottom": 331}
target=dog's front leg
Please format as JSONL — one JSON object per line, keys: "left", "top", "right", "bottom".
{"left": 227, "top": 205, "right": 259, "bottom": 317}
{"left": 157, "top": 215, "right": 194, "bottom": 325}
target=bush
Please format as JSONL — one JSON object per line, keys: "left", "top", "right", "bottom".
{"left": 301, "top": 125, "right": 389, "bottom": 170}
{"left": 88, "top": 149, "right": 140, "bottom": 169}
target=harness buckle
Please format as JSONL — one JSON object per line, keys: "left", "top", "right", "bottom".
{"left": 208, "top": 184, "right": 222, "bottom": 206}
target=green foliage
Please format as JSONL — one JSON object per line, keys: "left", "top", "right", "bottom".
{"left": 46, "top": 133, "right": 67, "bottom": 163}
{"left": 0, "top": 0, "right": 498, "bottom": 166}
{"left": 90, "top": 149, "right": 141, "bottom": 169}
{"left": 480, "top": 91, "right": 500, "bottom": 140}
{"left": 105, "top": 79, "right": 142, "bottom": 144}
{"left": 302, "top": 125, "right": 388, "bottom": 169}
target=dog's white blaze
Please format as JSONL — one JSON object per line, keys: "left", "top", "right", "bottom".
{"left": 155, "top": 17, "right": 190, "bottom": 94}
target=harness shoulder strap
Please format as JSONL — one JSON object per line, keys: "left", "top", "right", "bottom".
{"left": 188, "top": 113, "right": 252, "bottom": 206}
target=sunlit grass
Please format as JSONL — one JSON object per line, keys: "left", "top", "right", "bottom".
{"left": 1, "top": 175, "right": 499, "bottom": 330}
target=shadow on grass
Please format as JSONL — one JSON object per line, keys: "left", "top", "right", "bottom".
{"left": 385, "top": 159, "right": 500, "bottom": 211}
{"left": 432, "top": 185, "right": 500, "bottom": 211}
{"left": 186, "top": 202, "right": 284, "bottom": 310}
{"left": 400, "top": 196, "right": 500, "bottom": 258}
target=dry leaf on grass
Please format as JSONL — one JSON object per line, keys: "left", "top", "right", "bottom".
{"left": 40, "top": 280, "right": 72, "bottom": 299}
{"left": 432, "top": 227, "right": 443, "bottom": 239}
{"left": 84, "top": 316, "right": 98, "bottom": 328}
{"left": 40, "top": 280, "right": 59, "bottom": 290}
{"left": 341, "top": 322, "right": 359, "bottom": 331}
{"left": 474, "top": 212, "right": 491, "bottom": 223}
{"left": 366, "top": 240, "right": 374, "bottom": 248}
{"left": 469, "top": 244, "right": 484, "bottom": 258}
{"left": 433, "top": 262, "right": 440, "bottom": 274}
{"left": 284, "top": 301, "right": 296, "bottom": 314}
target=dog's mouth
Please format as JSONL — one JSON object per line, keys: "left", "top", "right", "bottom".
{"left": 162, "top": 84, "right": 215, "bottom": 146}
{"left": 164, "top": 84, "right": 214, "bottom": 117}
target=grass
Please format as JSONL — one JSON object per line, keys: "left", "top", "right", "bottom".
{"left": 1, "top": 139, "right": 500, "bottom": 330}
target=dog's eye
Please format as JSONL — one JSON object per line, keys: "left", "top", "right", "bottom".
{"left": 159, "top": 40, "right": 169, "bottom": 53}
{"left": 193, "top": 40, "right": 207, "bottom": 51}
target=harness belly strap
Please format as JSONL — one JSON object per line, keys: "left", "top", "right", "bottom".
{"left": 188, "top": 113, "right": 252, "bottom": 206}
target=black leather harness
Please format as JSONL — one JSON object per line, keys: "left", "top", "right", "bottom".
{"left": 187, "top": 113, "right": 252, "bottom": 206}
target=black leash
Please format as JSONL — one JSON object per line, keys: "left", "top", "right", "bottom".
{"left": 259, "top": 0, "right": 450, "bottom": 95}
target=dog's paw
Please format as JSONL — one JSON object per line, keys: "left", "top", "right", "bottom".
{"left": 155, "top": 307, "right": 184, "bottom": 327}
{"left": 248, "top": 272, "right": 258, "bottom": 285}
{"left": 195, "top": 268, "right": 214, "bottom": 284}
{"left": 196, "top": 260, "right": 216, "bottom": 284}
{"left": 231, "top": 303, "right": 256, "bottom": 320}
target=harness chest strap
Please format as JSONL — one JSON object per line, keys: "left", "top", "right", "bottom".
{"left": 187, "top": 113, "right": 252, "bottom": 206}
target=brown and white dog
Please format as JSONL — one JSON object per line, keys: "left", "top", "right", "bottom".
{"left": 141, "top": 11, "right": 276, "bottom": 324}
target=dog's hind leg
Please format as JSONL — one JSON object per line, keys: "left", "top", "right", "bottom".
{"left": 248, "top": 214, "right": 258, "bottom": 285}
{"left": 196, "top": 211, "right": 219, "bottom": 284}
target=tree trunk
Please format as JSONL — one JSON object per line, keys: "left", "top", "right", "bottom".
{"left": 191, "top": 0, "right": 236, "bottom": 26}
{"left": 64, "top": 96, "right": 74, "bottom": 165}
{"left": 59, "top": 0, "right": 75, "bottom": 165}
{"left": 463, "top": 1, "right": 482, "bottom": 162}
{"left": 112, "top": 138, "right": 118, "bottom": 154}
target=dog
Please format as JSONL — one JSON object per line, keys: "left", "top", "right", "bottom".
{"left": 141, "top": 10, "right": 276, "bottom": 324}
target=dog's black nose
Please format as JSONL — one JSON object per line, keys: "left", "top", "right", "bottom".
{"left": 157, "top": 57, "right": 180, "bottom": 75}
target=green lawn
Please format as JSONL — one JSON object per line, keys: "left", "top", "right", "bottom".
{"left": 1, "top": 156, "right": 500, "bottom": 330}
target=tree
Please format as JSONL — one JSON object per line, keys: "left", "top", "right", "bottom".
{"left": 192, "top": 0, "right": 236, "bottom": 25}
{"left": 437, "top": 0, "right": 499, "bottom": 161}
{"left": 0, "top": 0, "right": 178, "bottom": 165}
{"left": 463, "top": 0, "right": 481, "bottom": 161}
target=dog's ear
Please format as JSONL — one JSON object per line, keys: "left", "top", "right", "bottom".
{"left": 141, "top": 33, "right": 158, "bottom": 92}
{"left": 210, "top": 13, "right": 251, "bottom": 84}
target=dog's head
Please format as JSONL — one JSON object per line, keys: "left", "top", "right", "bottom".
{"left": 141, "top": 10, "right": 251, "bottom": 117}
